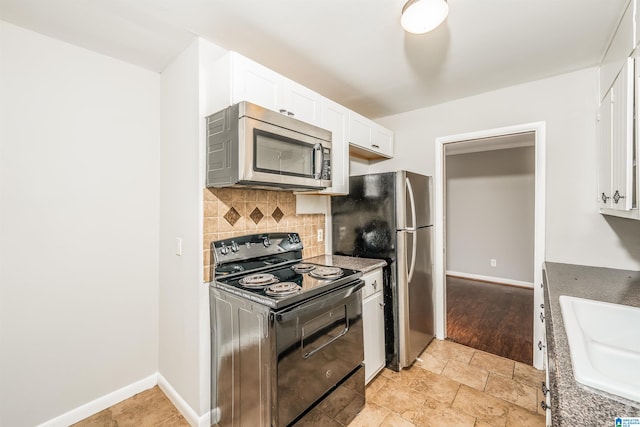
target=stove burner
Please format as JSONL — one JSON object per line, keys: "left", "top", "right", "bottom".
{"left": 239, "top": 273, "right": 279, "bottom": 288}
{"left": 264, "top": 282, "right": 302, "bottom": 297}
{"left": 309, "top": 266, "right": 344, "bottom": 280}
{"left": 216, "top": 264, "right": 245, "bottom": 275}
{"left": 291, "top": 263, "right": 316, "bottom": 273}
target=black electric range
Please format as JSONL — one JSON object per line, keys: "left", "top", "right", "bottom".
{"left": 211, "top": 232, "right": 363, "bottom": 309}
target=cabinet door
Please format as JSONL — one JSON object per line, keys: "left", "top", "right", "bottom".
{"left": 286, "top": 80, "right": 322, "bottom": 126}
{"left": 600, "top": 0, "right": 635, "bottom": 101}
{"left": 320, "top": 98, "right": 349, "bottom": 195}
{"left": 231, "top": 53, "right": 283, "bottom": 112}
{"left": 598, "top": 58, "right": 635, "bottom": 214}
{"left": 231, "top": 52, "right": 321, "bottom": 126}
{"left": 597, "top": 90, "right": 613, "bottom": 209}
{"left": 348, "top": 111, "right": 394, "bottom": 160}
{"left": 611, "top": 59, "right": 634, "bottom": 211}
{"left": 373, "top": 124, "right": 394, "bottom": 158}
{"left": 348, "top": 110, "right": 374, "bottom": 148}
{"left": 363, "top": 291, "right": 385, "bottom": 384}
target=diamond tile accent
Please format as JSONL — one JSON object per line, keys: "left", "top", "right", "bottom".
{"left": 223, "top": 207, "right": 241, "bottom": 226}
{"left": 272, "top": 207, "right": 284, "bottom": 223}
{"left": 249, "top": 207, "right": 264, "bottom": 224}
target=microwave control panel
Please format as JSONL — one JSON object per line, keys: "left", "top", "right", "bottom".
{"left": 321, "top": 147, "right": 331, "bottom": 180}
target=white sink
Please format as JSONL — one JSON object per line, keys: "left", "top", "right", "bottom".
{"left": 559, "top": 295, "right": 640, "bottom": 402}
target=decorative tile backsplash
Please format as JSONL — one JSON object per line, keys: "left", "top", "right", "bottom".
{"left": 203, "top": 187, "right": 325, "bottom": 282}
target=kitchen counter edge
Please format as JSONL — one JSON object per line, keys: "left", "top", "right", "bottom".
{"left": 304, "top": 254, "right": 387, "bottom": 274}
{"left": 543, "top": 261, "right": 640, "bottom": 426}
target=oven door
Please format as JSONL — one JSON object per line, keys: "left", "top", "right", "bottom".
{"left": 240, "top": 116, "right": 331, "bottom": 190}
{"left": 272, "top": 281, "right": 363, "bottom": 427}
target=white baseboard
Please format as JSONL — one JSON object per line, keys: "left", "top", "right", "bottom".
{"left": 37, "top": 374, "right": 157, "bottom": 427}
{"left": 37, "top": 373, "right": 213, "bottom": 427}
{"left": 157, "top": 374, "right": 213, "bottom": 427}
{"left": 446, "top": 271, "right": 534, "bottom": 288}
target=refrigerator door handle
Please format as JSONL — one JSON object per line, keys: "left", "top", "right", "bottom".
{"left": 406, "top": 177, "right": 417, "bottom": 231}
{"left": 407, "top": 230, "right": 417, "bottom": 282}
{"left": 406, "top": 177, "right": 418, "bottom": 282}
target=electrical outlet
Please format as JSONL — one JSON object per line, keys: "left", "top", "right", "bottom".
{"left": 317, "top": 229, "right": 323, "bottom": 242}
{"left": 490, "top": 259, "right": 496, "bottom": 267}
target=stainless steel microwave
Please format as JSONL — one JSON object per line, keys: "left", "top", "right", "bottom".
{"left": 205, "top": 101, "right": 332, "bottom": 191}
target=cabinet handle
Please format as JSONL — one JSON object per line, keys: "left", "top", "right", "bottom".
{"left": 287, "top": 111, "right": 295, "bottom": 117}
{"left": 372, "top": 280, "right": 378, "bottom": 289}
{"left": 538, "top": 340, "right": 544, "bottom": 350}
{"left": 613, "top": 190, "right": 625, "bottom": 204}
{"left": 601, "top": 192, "right": 610, "bottom": 203}
{"left": 379, "top": 302, "right": 385, "bottom": 308}
{"left": 540, "top": 303, "right": 544, "bottom": 309}
{"left": 372, "top": 144, "right": 380, "bottom": 149}
{"left": 540, "top": 401, "right": 549, "bottom": 411}
{"left": 279, "top": 109, "right": 287, "bottom": 114}
{"left": 540, "top": 312, "right": 545, "bottom": 323}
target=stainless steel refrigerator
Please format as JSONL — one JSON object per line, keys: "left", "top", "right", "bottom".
{"left": 331, "top": 171, "right": 434, "bottom": 370}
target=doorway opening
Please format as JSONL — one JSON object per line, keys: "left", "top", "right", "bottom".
{"left": 434, "top": 123, "right": 546, "bottom": 369}
{"left": 444, "top": 136, "right": 535, "bottom": 364}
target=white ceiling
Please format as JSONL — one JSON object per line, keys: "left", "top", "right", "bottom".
{"left": 0, "top": 0, "right": 629, "bottom": 118}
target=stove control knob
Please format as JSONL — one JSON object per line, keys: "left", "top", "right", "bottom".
{"left": 220, "top": 243, "right": 230, "bottom": 255}
{"left": 230, "top": 241, "right": 239, "bottom": 253}
{"left": 262, "top": 236, "right": 271, "bottom": 247}
{"left": 288, "top": 233, "right": 299, "bottom": 244}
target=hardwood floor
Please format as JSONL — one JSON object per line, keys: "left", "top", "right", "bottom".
{"left": 446, "top": 275, "right": 534, "bottom": 365}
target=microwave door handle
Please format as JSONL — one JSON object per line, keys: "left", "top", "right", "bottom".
{"left": 313, "top": 143, "right": 323, "bottom": 180}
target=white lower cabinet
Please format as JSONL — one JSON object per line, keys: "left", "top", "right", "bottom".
{"left": 361, "top": 268, "right": 385, "bottom": 384}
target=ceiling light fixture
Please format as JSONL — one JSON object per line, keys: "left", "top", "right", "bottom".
{"left": 401, "top": 0, "right": 449, "bottom": 34}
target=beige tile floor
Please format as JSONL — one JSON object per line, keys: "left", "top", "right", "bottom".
{"left": 72, "top": 386, "right": 189, "bottom": 427}
{"left": 75, "top": 340, "right": 545, "bottom": 427}
{"left": 356, "top": 339, "right": 546, "bottom": 427}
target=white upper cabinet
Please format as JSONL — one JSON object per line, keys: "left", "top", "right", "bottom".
{"left": 373, "top": 124, "right": 394, "bottom": 157}
{"left": 230, "top": 52, "right": 322, "bottom": 126}
{"left": 348, "top": 110, "right": 394, "bottom": 159}
{"left": 597, "top": 57, "right": 638, "bottom": 218}
{"left": 598, "top": 89, "right": 613, "bottom": 210}
{"left": 285, "top": 80, "right": 322, "bottom": 126}
{"left": 597, "top": 0, "right": 640, "bottom": 220}
{"left": 600, "top": 0, "right": 635, "bottom": 101}
{"left": 319, "top": 98, "right": 349, "bottom": 195}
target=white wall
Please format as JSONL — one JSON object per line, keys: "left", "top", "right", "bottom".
{"left": 446, "top": 147, "right": 535, "bottom": 283}
{"left": 0, "top": 21, "right": 160, "bottom": 427}
{"left": 374, "top": 67, "right": 640, "bottom": 271}
{"left": 159, "top": 37, "right": 226, "bottom": 421}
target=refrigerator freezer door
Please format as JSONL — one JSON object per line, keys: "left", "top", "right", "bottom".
{"left": 399, "top": 172, "right": 432, "bottom": 229}
{"left": 397, "top": 226, "right": 434, "bottom": 368}
{"left": 331, "top": 173, "right": 397, "bottom": 259}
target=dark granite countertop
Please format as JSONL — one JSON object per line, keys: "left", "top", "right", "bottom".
{"left": 304, "top": 254, "right": 387, "bottom": 274}
{"left": 543, "top": 262, "right": 640, "bottom": 426}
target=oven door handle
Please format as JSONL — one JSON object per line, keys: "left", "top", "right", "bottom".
{"left": 303, "top": 327, "right": 348, "bottom": 359}
{"left": 275, "top": 280, "right": 363, "bottom": 323}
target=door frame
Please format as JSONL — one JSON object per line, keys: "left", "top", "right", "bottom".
{"left": 434, "top": 122, "right": 546, "bottom": 369}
